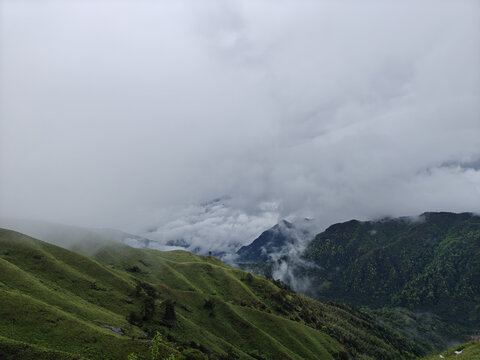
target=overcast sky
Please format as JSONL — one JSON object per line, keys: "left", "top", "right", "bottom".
{"left": 1, "top": 0, "right": 479, "bottom": 250}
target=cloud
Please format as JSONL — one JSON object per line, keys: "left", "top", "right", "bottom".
{"left": 0, "top": 0, "right": 479, "bottom": 249}
{"left": 138, "top": 197, "right": 279, "bottom": 256}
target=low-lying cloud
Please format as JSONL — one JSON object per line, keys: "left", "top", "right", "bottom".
{"left": 138, "top": 197, "right": 279, "bottom": 256}
{"left": 1, "top": 0, "right": 479, "bottom": 249}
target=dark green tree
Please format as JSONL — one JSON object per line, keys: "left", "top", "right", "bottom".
{"left": 142, "top": 296, "right": 155, "bottom": 321}
{"left": 163, "top": 299, "right": 176, "bottom": 328}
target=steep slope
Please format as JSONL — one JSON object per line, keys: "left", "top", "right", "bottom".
{"left": 422, "top": 339, "right": 480, "bottom": 360}
{"left": 87, "top": 237, "right": 417, "bottom": 359}
{"left": 236, "top": 212, "right": 480, "bottom": 355}
{"left": 236, "top": 220, "right": 301, "bottom": 263}
{"left": 0, "top": 229, "right": 155, "bottom": 360}
{"left": 0, "top": 228, "right": 416, "bottom": 360}
{"left": 302, "top": 212, "right": 480, "bottom": 327}
{"left": 236, "top": 219, "right": 318, "bottom": 294}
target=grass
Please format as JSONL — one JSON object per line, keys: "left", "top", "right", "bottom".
{"left": 0, "top": 335, "right": 78, "bottom": 360}
{"left": 422, "top": 340, "right": 480, "bottom": 360}
{"left": 0, "top": 228, "right": 417, "bottom": 359}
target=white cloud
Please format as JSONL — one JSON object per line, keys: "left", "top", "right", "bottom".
{"left": 139, "top": 198, "right": 279, "bottom": 255}
{"left": 0, "top": 0, "right": 479, "bottom": 247}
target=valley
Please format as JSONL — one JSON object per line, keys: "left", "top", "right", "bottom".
{"left": 0, "top": 211, "right": 478, "bottom": 359}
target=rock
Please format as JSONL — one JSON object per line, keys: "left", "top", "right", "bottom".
{"left": 102, "top": 324, "right": 125, "bottom": 336}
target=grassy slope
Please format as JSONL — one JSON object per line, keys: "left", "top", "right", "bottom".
{"left": 0, "top": 229, "right": 171, "bottom": 360}
{"left": 90, "top": 239, "right": 417, "bottom": 359}
{"left": 0, "top": 228, "right": 415, "bottom": 360}
{"left": 0, "top": 335, "right": 75, "bottom": 360}
{"left": 422, "top": 340, "right": 480, "bottom": 360}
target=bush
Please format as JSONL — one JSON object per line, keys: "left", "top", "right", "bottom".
{"left": 163, "top": 300, "right": 176, "bottom": 328}
{"left": 182, "top": 348, "right": 208, "bottom": 360}
{"left": 203, "top": 298, "right": 215, "bottom": 310}
{"left": 127, "top": 311, "right": 143, "bottom": 326}
{"left": 143, "top": 296, "right": 156, "bottom": 321}
{"left": 151, "top": 331, "right": 162, "bottom": 360}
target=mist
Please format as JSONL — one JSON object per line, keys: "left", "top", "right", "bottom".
{"left": 1, "top": 0, "right": 479, "bottom": 250}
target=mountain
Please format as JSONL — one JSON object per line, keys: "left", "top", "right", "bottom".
{"left": 0, "top": 228, "right": 418, "bottom": 360}
{"left": 235, "top": 219, "right": 319, "bottom": 294}
{"left": 236, "top": 212, "right": 480, "bottom": 354}
{"left": 0, "top": 218, "right": 116, "bottom": 250}
{"left": 302, "top": 212, "right": 480, "bottom": 326}
{"left": 236, "top": 219, "right": 314, "bottom": 263}
{"left": 240, "top": 212, "right": 479, "bottom": 326}
{"left": 237, "top": 220, "right": 295, "bottom": 263}
{"left": 0, "top": 218, "right": 156, "bottom": 252}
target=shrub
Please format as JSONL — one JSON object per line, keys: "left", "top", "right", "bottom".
{"left": 151, "top": 331, "right": 162, "bottom": 360}
{"left": 127, "top": 311, "right": 143, "bottom": 326}
{"left": 143, "top": 296, "right": 156, "bottom": 321}
{"left": 126, "top": 266, "right": 142, "bottom": 273}
{"left": 163, "top": 299, "right": 176, "bottom": 328}
{"left": 182, "top": 348, "right": 208, "bottom": 360}
{"left": 203, "top": 298, "right": 215, "bottom": 310}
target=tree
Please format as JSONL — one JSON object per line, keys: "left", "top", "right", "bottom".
{"left": 127, "top": 331, "right": 179, "bottom": 360}
{"left": 151, "top": 331, "right": 162, "bottom": 360}
{"left": 163, "top": 299, "right": 176, "bottom": 328}
{"left": 203, "top": 298, "right": 215, "bottom": 310}
{"left": 182, "top": 348, "right": 208, "bottom": 360}
{"left": 142, "top": 296, "right": 156, "bottom": 321}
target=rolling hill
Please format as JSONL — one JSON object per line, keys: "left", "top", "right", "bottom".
{"left": 0, "top": 228, "right": 418, "bottom": 360}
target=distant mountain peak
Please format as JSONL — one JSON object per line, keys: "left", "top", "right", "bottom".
{"left": 236, "top": 219, "right": 314, "bottom": 263}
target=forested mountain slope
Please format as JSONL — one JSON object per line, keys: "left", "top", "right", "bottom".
{"left": 235, "top": 212, "right": 480, "bottom": 354}
{"left": 303, "top": 212, "right": 480, "bottom": 327}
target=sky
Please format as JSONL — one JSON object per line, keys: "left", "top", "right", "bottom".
{"left": 1, "top": 0, "right": 479, "bottom": 253}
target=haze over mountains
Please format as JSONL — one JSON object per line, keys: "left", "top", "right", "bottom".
{"left": 1, "top": 1, "right": 480, "bottom": 234}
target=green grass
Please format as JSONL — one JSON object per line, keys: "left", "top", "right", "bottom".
{"left": 0, "top": 229, "right": 172, "bottom": 359}
{"left": 0, "top": 228, "right": 417, "bottom": 359}
{"left": 0, "top": 335, "right": 78, "bottom": 360}
{"left": 422, "top": 340, "right": 480, "bottom": 360}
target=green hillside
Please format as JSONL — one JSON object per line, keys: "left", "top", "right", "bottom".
{"left": 0, "top": 228, "right": 417, "bottom": 359}
{"left": 303, "top": 212, "right": 480, "bottom": 327}
{"left": 422, "top": 340, "right": 480, "bottom": 360}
